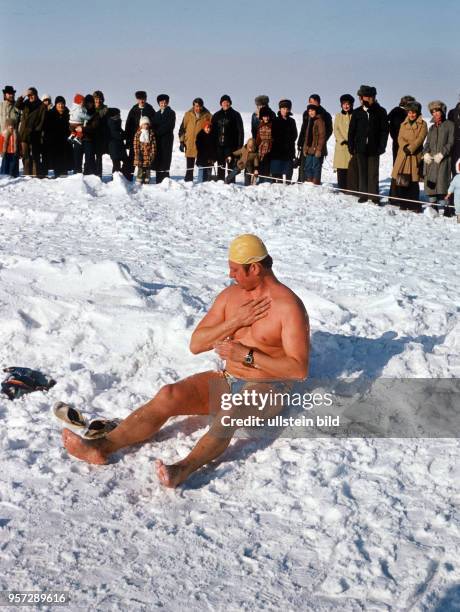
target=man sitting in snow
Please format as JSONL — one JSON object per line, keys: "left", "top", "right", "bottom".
{"left": 62, "top": 235, "right": 310, "bottom": 487}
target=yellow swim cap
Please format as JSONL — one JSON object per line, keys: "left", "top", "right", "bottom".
{"left": 228, "top": 234, "right": 268, "bottom": 264}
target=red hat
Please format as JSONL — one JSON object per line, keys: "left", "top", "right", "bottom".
{"left": 73, "top": 93, "right": 84, "bottom": 104}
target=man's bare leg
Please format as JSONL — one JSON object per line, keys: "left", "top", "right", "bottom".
{"left": 62, "top": 371, "right": 221, "bottom": 464}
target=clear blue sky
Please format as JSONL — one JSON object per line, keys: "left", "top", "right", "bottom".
{"left": 1, "top": 0, "right": 457, "bottom": 114}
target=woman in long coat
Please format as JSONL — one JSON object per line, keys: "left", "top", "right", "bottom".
{"left": 333, "top": 94, "right": 354, "bottom": 190}
{"left": 423, "top": 100, "right": 454, "bottom": 214}
{"left": 390, "top": 101, "right": 427, "bottom": 211}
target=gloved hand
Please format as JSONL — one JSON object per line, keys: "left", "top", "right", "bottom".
{"left": 403, "top": 144, "right": 411, "bottom": 155}
{"left": 434, "top": 152, "right": 443, "bottom": 164}
{"left": 179, "top": 143, "right": 185, "bottom": 153}
{"left": 423, "top": 152, "right": 433, "bottom": 165}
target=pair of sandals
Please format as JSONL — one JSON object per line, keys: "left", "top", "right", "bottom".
{"left": 54, "top": 402, "right": 119, "bottom": 440}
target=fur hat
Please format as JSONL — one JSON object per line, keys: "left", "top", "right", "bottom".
{"left": 428, "top": 100, "right": 447, "bottom": 115}
{"left": 93, "top": 90, "right": 104, "bottom": 102}
{"left": 3, "top": 85, "right": 15, "bottom": 95}
{"left": 278, "top": 99, "right": 292, "bottom": 110}
{"left": 157, "top": 94, "right": 169, "bottom": 104}
{"left": 74, "top": 93, "right": 84, "bottom": 105}
{"left": 255, "top": 95, "right": 269, "bottom": 106}
{"left": 193, "top": 97, "right": 204, "bottom": 107}
{"left": 220, "top": 94, "right": 232, "bottom": 105}
{"left": 42, "top": 93, "right": 52, "bottom": 102}
{"left": 54, "top": 95, "right": 66, "bottom": 106}
{"left": 405, "top": 101, "right": 422, "bottom": 115}
{"left": 139, "top": 116, "right": 151, "bottom": 126}
{"left": 135, "top": 90, "right": 147, "bottom": 100}
{"left": 357, "top": 85, "right": 377, "bottom": 97}
{"left": 340, "top": 94, "right": 355, "bottom": 105}
{"left": 307, "top": 104, "right": 318, "bottom": 113}
{"left": 400, "top": 95, "right": 415, "bottom": 108}
{"left": 259, "top": 106, "right": 272, "bottom": 119}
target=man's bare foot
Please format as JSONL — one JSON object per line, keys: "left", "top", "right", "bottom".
{"left": 62, "top": 428, "right": 109, "bottom": 465}
{"left": 155, "top": 459, "right": 190, "bottom": 488}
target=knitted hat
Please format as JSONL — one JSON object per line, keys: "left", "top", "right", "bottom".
{"left": 259, "top": 106, "right": 272, "bottom": 119}
{"left": 74, "top": 93, "right": 84, "bottom": 104}
{"left": 357, "top": 85, "right": 377, "bottom": 97}
{"left": 220, "top": 94, "right": 232, "bottom": 105}
{"left": 400, "top": 95, "right": 416, "bottom": 108}
{"left": 279, "top": 99, "right": 292, "bottom": 110}
{"left": 139, "top": 116, "right": 151, "bottom": 126}
{"left": 93, "top": 90, "right": 104, "bottom": 102}
{"left": 428, "top": 100, "right": 447, "bottom": 115}
{"left": 405, "top": 101, "right": 422, "bottom": 115}
{"left": 193, "top": 97, "right": 204, "bottom": 107}
{"left": 255, "top": 95, "right": 269, "bottom": 106}
{"left": 157, "top": 94, "right": 169, "bottom": 103}
{"left": 54, "top": 95, "right": 66, "bottom": 106}
{"left": 340, "top": 94, "right": 355, "bottom": 105}
{"left": 3, "top": 85, "right": 15, "bottom": 95}
{"left": 135, "top": 90, "right": 147, "bottom": 100}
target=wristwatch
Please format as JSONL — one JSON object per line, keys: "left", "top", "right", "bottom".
{"left": 244, "top": 349, "right": 254, "bottom": 366}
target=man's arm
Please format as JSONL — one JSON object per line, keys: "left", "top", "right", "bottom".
{"left": 190, "top": 290, "right": 271, "bottom": 354}
{"left": 215, "top": 299, "right": 310, "bottom": 379}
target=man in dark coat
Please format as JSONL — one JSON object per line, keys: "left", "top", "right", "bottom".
{"left": 388, "top": 95, "right": 415, "bottom": 163}
{"left": 447, "top": 99, "right": 460, "bottom": 176}
{"left": 297, "top": 94, "right": 332, "bottom": 181}
{"left": 93, "top": 90, "right": 109, "bottom": 177}
{"left": 270, "top": 99, "right": 298, "bottom": 182}
{"left": 15, "top": 87, "right": 47, "bottom": 176}
{"left": 348, "top": 85, "right": 389, "bottom": 203}
{"left": 42, "top": 95, "right": 72, "bottom": 177}
{"left": 212, "top": 95, "right": 244, "bottom": 181}
{"left": 251, "top": 95, "right": 276, "bottom": 140}
{"left": 106, "top": 107, "right": 127, "bottom": 176}
{"left": 124, "top": 91, "right": 156, "bottom": 180}
{"left": 152, "top": 94, "right": 176, "bottom": 183}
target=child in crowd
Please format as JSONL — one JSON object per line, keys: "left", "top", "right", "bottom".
{"left": 256, "top": 107, "right": 273, "bottom": 183}
{"left": 133, "top": 116, "right": 156, "bottom": 184}
{"left": 106, "top": 107, "right": 128, "bottom": 177}
{"left": 445, "top": 159, "right": 460, "bottom": 223}
{"left": 0, "top": 118, "right": 20, "bottom": 177}
{"left": 195, "top": 121, "right": 217, "bottom": 182}
{"left": 68, "top": 93, "right": 90, "bottom": 144}
{"left": 225, "top": 138, "right": 259, "bottom": 185}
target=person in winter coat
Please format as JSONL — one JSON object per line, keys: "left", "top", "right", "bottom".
{"left": 39, "top": 93, "right": 54, "bottom": 176}
{"left": 333, "top": 94, "right": 354, "bottom": 190}
{"left": 270, "top": 99, "right": 297, "bottom": 183}
{"left": 42, "top": 96, "right": 72, "bottom": 177}
{"left": 178, "top": 98, "right": 212, "bottom": 181}
{"left": 348, "top": 85, "right": 389, "bottom": 203}
{"left": 125, "top": 91, "right": 156, "bottom": 180}
{"left": 77, "top": 94, "right": 100, "bottom": 176}
{"left": 0, "top": 85, "right": 20, "bottom": 133}
{"left": 212, "top": 94, "right": 244, "bottom": 182}
{"left": 15, "top": 87, "right": 47, "bottom": 177}
{"left": 297, "top": 94, "right": 332, "bottom": 181}
{"left": 93, "top": 90, "right": 109, "bottom": 177}
{"left": 390, "top": 101, "right": 427, "bottom": 211}
{"left": 152, "top": 94, "right": 176, "bottom": 183}
{"left": 0, "top": 118, "right": 20, "bottom": 177}
{"left": 251, "top": 95, "right": 276, "bottom": 140}
{"left": 195, "top": 121, "right": 217, "bottom": 182}
{"left": 445, "top": 159, "right": 460, "bottom": 222}
{"left": 133, "top": 116, "right": 156, "bottom": 185}
{"left": 447, "top": 98, "right": 460, "bottom": 177}
{"left": 106, "top": 107, "right": 127, "bottom": 176}
{"left": 423, "top": 100, "right": 455, "bottom": 215}
{"left": 225, "top": 138, "right": 259, "bottom": 185}
{"left": 388, "top": 95, "right": 416, "bottom": 163}
{"left": 302, "top": 105, "right": 327, "bottom": 184}
{"left": 255, "top": 106, "right": 273, "bottom": 183}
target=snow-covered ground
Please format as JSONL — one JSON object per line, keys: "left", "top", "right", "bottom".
{"left": 0, "top": 114, "right": 459, "bottom": 611}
